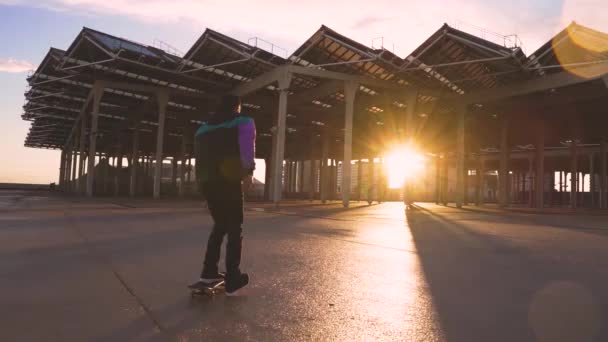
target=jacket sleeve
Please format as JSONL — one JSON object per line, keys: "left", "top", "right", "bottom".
{"left": 238, "top": 118, "right": 256, "bottom": 176}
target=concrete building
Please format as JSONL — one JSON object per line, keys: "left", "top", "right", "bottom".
{"left": 22, "top": 22, "right": 608, "bottom": 208}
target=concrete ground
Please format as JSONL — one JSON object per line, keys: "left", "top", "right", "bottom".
{"left": 1, "top": 190, "right": 607, "bottom": 342}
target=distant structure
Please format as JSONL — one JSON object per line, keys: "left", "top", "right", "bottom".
{"left": 22, "top": 22, "right": 608, "bottom": 209}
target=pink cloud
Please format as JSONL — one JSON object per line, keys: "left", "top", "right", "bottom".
{"left": 0, "top": 58, "right": 36, "bottom": 73}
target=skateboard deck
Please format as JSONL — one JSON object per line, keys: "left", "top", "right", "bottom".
{"left": 189, "top": 273, "right": 226, "bottom": 297}
{"left": 189, "top": 280, "right": 225, "bottom": 297}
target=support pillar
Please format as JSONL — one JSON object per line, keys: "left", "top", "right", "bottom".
{"left": 309, "top": 132, "right": 316, "bottom": 201}
{"left": 77, "top": 113, "right": 87, "bottom": 194}
{"left": 271, "top": 71, "right": 291, "bottom": 204}
{"left": 455, "top": 107, "right": 466, "bottom": 208}
{"left": 65, "top": 149, "right": 73, "bottom": 192}
{"left": 171, "top": 157, "right": 178, "bottom": 194}
{"left": 86, "top": 83, "right": 104, "bottom": 197}
{"left": 129, "top": 127, "right": 139, "bottom": 197}
{"left": 442, "top": 156, "right": 449, "bottom": 205}
{"left": 342, "top": 81, "right": 357, "bottom": 207}
{"left": 528, "top": 155, "right": 534, "bottom": 208}
{"left": 535, "top": 118, "right": 545, "bottom": 209}
{"left": 498, "top": 116, "right": 510, "bottom": 207}
{"left": 601, "top": 140, "right": 607, "bottom": 209}
{"left": 59, "top": 149, "right": 67, "bottom": 189}
{"left": 476, "top": 156, "right": 485, "bottom": 206}
{"left": 571, "top": 141, "right": 578, "bottom": 208}
{"left": 357, "top": 161, "right": 363, "bottom": 201}
{"left": 114, "top": 150, "right": 123, "bottom": 196}
{"left": 590, "top": 153, "right": 595, "bottom": 208}
{"left": 435, "top": 156, "right": 441, "bottom": 204}
{"left": 153, "top": 91, "right": 169, "bottom": 199}
{"left": 179, "top": 129, "right": 188, "bottom": 197}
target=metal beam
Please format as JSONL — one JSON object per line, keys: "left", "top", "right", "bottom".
{"left": 231, "top": 66, "right": 286, "bottom": 96}
{"left": 464, "top": 63, "right": 608, "bottom": 104}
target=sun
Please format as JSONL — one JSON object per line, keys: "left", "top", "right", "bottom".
{"left": 384, "top": 145, "right": 426, "bottom": 188}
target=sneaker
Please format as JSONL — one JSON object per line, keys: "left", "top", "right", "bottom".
{"left": 198, "top": 272, "right": 225, "bottom": 285}
{"left": 225, "top": 273, "right": 249, "bottom": 295}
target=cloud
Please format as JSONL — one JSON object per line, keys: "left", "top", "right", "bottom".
{"left": 4, "top": 0, "right": 608, "bottom": 55}
{"left": 352, "top": 16, "right": 393, "bottom": 30}
{"left": 0, "top": 58, "right": 36, "bottom": 73}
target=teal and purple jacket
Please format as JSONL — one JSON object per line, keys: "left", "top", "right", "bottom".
{"left": 194, "top": 113, "right": 256, "bottom": 185}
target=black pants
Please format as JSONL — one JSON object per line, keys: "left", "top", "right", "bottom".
{"left": 201, "top": 181, "right": 244, "bottom": 277}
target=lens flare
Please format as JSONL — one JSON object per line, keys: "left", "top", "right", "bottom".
{"left": 384, "top": 145, "right": 426, "bottom": 188}
{"left": 549, "top": 12, "right": 608, "bottom": 79}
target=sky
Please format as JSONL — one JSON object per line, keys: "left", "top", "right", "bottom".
{"left": 1, "top": 0, "right": 607, "bottom": 184}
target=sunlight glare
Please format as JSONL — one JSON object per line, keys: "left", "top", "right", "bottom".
{"left": 384, "top": 145, "right": 426, "bottom": 188}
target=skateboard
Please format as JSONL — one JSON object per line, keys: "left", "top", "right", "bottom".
{"left": 188, "top": 273, "right": 226, "bottom": 297}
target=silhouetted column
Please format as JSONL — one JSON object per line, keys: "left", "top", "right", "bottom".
{"left": 342, "top": 81, "right": 357, "bottom": 208}
{"left": 456, "top": 106, "right": 466, "bottom": 208}
{"left": 590, "top": 153, "right": 595, "bottom": 208}
{"left": 476, "top": 156, "right": 485, "bottom": 206}
{"left": 601, "top": 140, "right": 607, "bottom": 209}
{"left": 153, "top": 91, "right": 169, "bottom": 199}
{"left": 77, "top": 113, "right": 87, "bottom": 194}
{"left": 129, "top": 127, "right": 139, "bottom": 197}
{"left": 535, "top": 118, "right": 545, "bottom": 209}
{"left": 435, "top": 156, "right": 441, "bottom": 204}
{"left": 320, "top": 131, "right": 329, "bottom": 204}
{"left": 271, "top": 72, "right": 291, "bottom": 204}
{"left": 570, "top": 141, "right": 578, "bottom": 208}
{"left": 499, "top": 115, "right": 510, "bottom": 207}
{"left": 86, "top": 83, "right": 104, "bottom": 197}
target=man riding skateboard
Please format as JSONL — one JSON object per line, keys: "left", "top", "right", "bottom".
{"left": 190, "top": 95, "right": 255, "bottom": 295}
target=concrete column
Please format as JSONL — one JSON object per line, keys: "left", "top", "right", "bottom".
{"left": 590, "top": 153, "right": 596, "bottom": 207}
{"left": 86, "top": 83, "right": 104, "bottom": 197}
{"left": 153, "top": 91, "right": 169, "bottom": 199}
{"left": 309, "top": 159, "right": 316, "bottom": 201}
{"left": 179, "top": 129, "right": 188, "bottom": 197}
{"left": 70, "top": 144, "right": 78, "bottom": 193}
{"left": 571, "top": 141, "right": 578, "bottom": 208}
{"left": 455, "top": 107, "right": 466, "bottom": 208}
{"left": 442, "top": 156, "right": 449, "bottom": 205}
{"left": 435, "top": 156, "right": 441, "bottom": 204}
{"left": 369, "top": 158, "right": 376, "bottom": 203}
{"left": 342, "top": 81, "right": 357, "bottom": 207}
{"left": 284, "top": 160, "right": 290, "bottom": 196}
{"left": 309, "top": 132, "right": 316, "bottom": 201}
{"left": 320, "top": 131, "right": 329, "bottom": 204}
{"left": 299, "top": 161, "right": 305, "bottom": 196}
{"left": 171, "top": 157, "right": 178, "bottom": 194}
{"left": 65, "top": 148, "right": 73, "bottom": 191}
{"left": 264, "top": 157, "right": 271, "bottom": 201}
{"left": 357, "top": 161, "right": 363, "bottom": 201}
{"left": 476, "top": 156, "right": 485, "bottom": 205}
{"left": 102, "top": 155, "right": 110, "bottom": 195}
{"left": 114, "top": 151, "right": 123, "bottom": 196}
{"left": 77, "top": 113, "right": 87, "bottom": 194}
{"left": 601, "top": 140, "right": 607, "bottom": 209}
{"left": 498, "top": 116, "right": 510, "bottom": 207}
{"left": 271, "top": 71, "right": 291, "bottom": 204}
{"left": 59, "top": 149, "right": 67, "bottom": 189}
{"left": 528, "top": 155, "right": 534, "bottom": 208}
{"left": 129, "top": 127, "right": 139, "bottom": 197}
{"left": 535, "top": 119, "right": 545, "bottom": 209}
{"left": 292, "top": 161, "right": 297, "bottom": 193}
